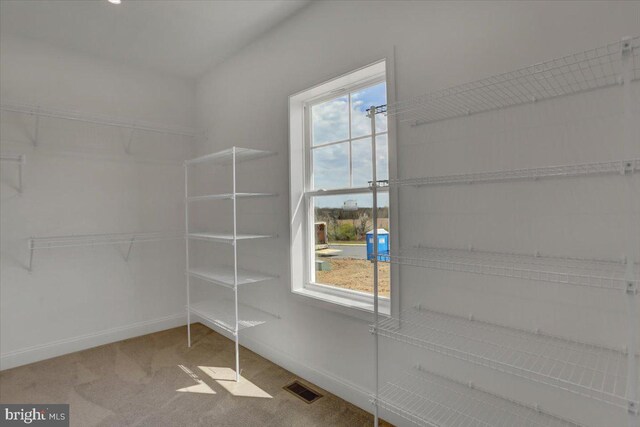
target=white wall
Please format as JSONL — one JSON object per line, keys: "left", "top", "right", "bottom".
{"left": 0, "top": 36, "right": 195, "bottom": 370}
{"left": 195, "top": 1, "right": 640, "bottom": 426}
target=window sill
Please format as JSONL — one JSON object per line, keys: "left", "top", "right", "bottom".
{"left": 292, "top": 285, "right": 390, "bottom": 322}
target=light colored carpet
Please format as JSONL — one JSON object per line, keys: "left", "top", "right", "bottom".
{"left": 0, "top": 323, "right": 388, "bottom": 426}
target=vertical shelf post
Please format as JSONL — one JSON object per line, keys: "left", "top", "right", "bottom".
{"left": 28, "top": 238, "right": 34, "bottom": 272}
{"left": 33, "top": 111, "right": 39, "bottom": 147}
{"left": 369, "top": 106, "right": 380, "bottom": 427}
{"left": 232, "top": 146, "right": 240, "bottom": 382}
{"left": 185, "top": 162, "right": 191, "bottom": 347}
{"left": 621, "top": 37, "right": 639, "bottom": 425}
{"left": 18, "top": 154, "right": 24, "bottom": 194}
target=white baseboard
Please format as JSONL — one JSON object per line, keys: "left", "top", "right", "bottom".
{"left": 244, "top": 335, "right": 374, "bottom": 412}
{"left": 197, "top": 318, "right": 373, "bottom": 415}
{"left": 0, "top": 313, "right": 186, "bottom": 371}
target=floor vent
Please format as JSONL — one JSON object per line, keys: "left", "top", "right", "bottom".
{"left": 284, "top": 380, "right": 323, "bottom": 403}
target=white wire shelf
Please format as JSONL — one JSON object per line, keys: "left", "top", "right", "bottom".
{"left": 29, "top": 231, "right": 182, "bottom": 250}
{"left": 0, "top": 102, "right": 199, "bottom": 137}
{"left": 0, "top": 154, "right": 25, "bottom": 163}
{"left": 187, "top": 232, "right": 274, "bottom": 244}
{"left": 377, "top": 368, "right": 579, "bottom": 427}
{"left": 185, "top": 147, "right": 275, "bottom": 166}
{"left": 189, "top": 299, "right": 276, "bottom": 335}
{"left": 186, "top": 192, "right": 276, "bottom": 202}
{"left": 389, "top": 159, "right": 639, "bottom": 187}
{"left": 391, "top": 246, "right": 638, "bottom": 292}
{"left": 385, "top": 36, "right": 640, "bottom": 124}
{"left": 188, "top": 266, "right": 276, "bottom": 289}
{"left": 375, "top": 307, "right": 637, "bottom": 412}
{"left": 28, "top": 231, "right": 183, "bottom": 271}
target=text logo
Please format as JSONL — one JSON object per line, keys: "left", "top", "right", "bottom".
{"left": 0, "top": 405, "right": 68, "bottom": 426}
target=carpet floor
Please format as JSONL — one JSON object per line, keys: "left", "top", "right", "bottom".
{"left": 0, "top": 323, "right": 387, "bottom": 426}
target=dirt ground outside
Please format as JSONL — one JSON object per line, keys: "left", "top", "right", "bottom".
{"left": 316, "top": 257, "right": 390, "bottom": 297}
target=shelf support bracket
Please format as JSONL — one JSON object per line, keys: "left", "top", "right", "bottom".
{"left": 28, "top": 239, "right": 34, "bottom": 272}
{"left": 32, "top": 112, "right": 40, "bottom": 147}
{"left": 124, "top": 128, "right": 136, "bottom": 155}
{"left": 17, "top": 155, "right": 24, "bottom": 194}
{"left": 124, "top": 237, "right": 135, "bottom": 261}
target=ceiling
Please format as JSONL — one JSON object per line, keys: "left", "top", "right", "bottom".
{"left": 0, "top": 0, "right": 311, "bottom": 79}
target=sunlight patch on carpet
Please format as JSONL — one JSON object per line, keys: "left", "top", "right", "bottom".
{"left": 198, "top": 366, "right": 272, "bottom": 398}
{"left": 176, "top": 365, "right": 216, "bottom": 394}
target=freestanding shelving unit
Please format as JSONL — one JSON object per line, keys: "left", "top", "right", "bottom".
{"left": 184, "top": 146, "right": 277, "bottom": 382}
{"left": 368, "top": 36, "right": 640, "bottom": 427}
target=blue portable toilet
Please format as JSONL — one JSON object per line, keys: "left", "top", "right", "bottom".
{"left": 366, "top": 229, "right": 389, "bottom": 261}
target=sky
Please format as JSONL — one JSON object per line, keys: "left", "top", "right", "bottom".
{"left": 311, "top": 82, "right": 388, "bottom": 209}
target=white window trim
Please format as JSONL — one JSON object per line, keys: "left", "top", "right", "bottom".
{"left": 289, "top": 59, "right": 397, "bottom": 318}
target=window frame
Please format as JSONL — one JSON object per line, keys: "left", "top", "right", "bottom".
{"left": 289, "top": 60, "right": 395, "bottom": 317}
{"left": 305, "top": 83, "right": 389, "bottom": 282}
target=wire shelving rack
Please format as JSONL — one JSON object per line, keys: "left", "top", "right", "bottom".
{"left": 390, "top": 246, "right": 638, "bottom": 292}
{"left": 368, "top": 36, "right": 639, "bottom": 427}
{"left": 389, "top": 159, "right": 639, "bottom": 187}
{"left": 377, "top": 368, "right": 580, "bottom": 427}
{"left": 27, "top": 231, "right": 182, "bottom": 271}
{"left": 189, "top": 299, "right": 277, "bottom": 335}
{"left": 187, "top": 266, "right": 276, "bottom": 290}
{"left": 376, "top": 306, "right": 635, "bottom": 411}
{"left": 382, "top": 36, "right": 640, "bottom": 125}
{"left": 184, "top": 146, "right": 277, "bottom": 382}
{"left": 0, "top": 102, "right": 199, "bottom": 138}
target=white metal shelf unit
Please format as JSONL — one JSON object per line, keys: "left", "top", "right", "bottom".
{"left": 189, "top": 298, "right": 276, "bottom": 335}
{"left": 187, "top": 266, "right": 276, "bottom": 290}
{"left": 187, "top": 192, "right": 276, "bottom": 202}
{"left": 377, "top": 368, "right": 580, "bottom": 427}
{"left": 184, "top": 146, "right": 276, "bottom": 382}
{"left": 368, "top": 36, "right": 640, "bottom": 427}
{"left": 187, "top": 232, "right": 274, "bottom": 244}
{"left": 27, "top": 231, "right": 182, "bottom": 271}
{"left": 0, "top": 154, "right": 25, "bottom": 193}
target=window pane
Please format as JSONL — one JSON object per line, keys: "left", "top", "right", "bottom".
{"left": 312, "top": 193, "right": 390, "bottom": 296}
{"left": 312, "top": 96, "right": 349, "bottom": 146}
{"left": 350, "top": 82, "right": 387, "bottom": 138}
{"left": 352, "top": 135, "right": 388, "bottom": 187}
{"left": 352, "top": 138, "right": 372, "bottom": 188}
{"left": 313, "top": 143, "right": 349, "bottom": 190}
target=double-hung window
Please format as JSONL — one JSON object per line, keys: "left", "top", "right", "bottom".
{"left": 289, "top": 61, "right": 391, "bottom": 314}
